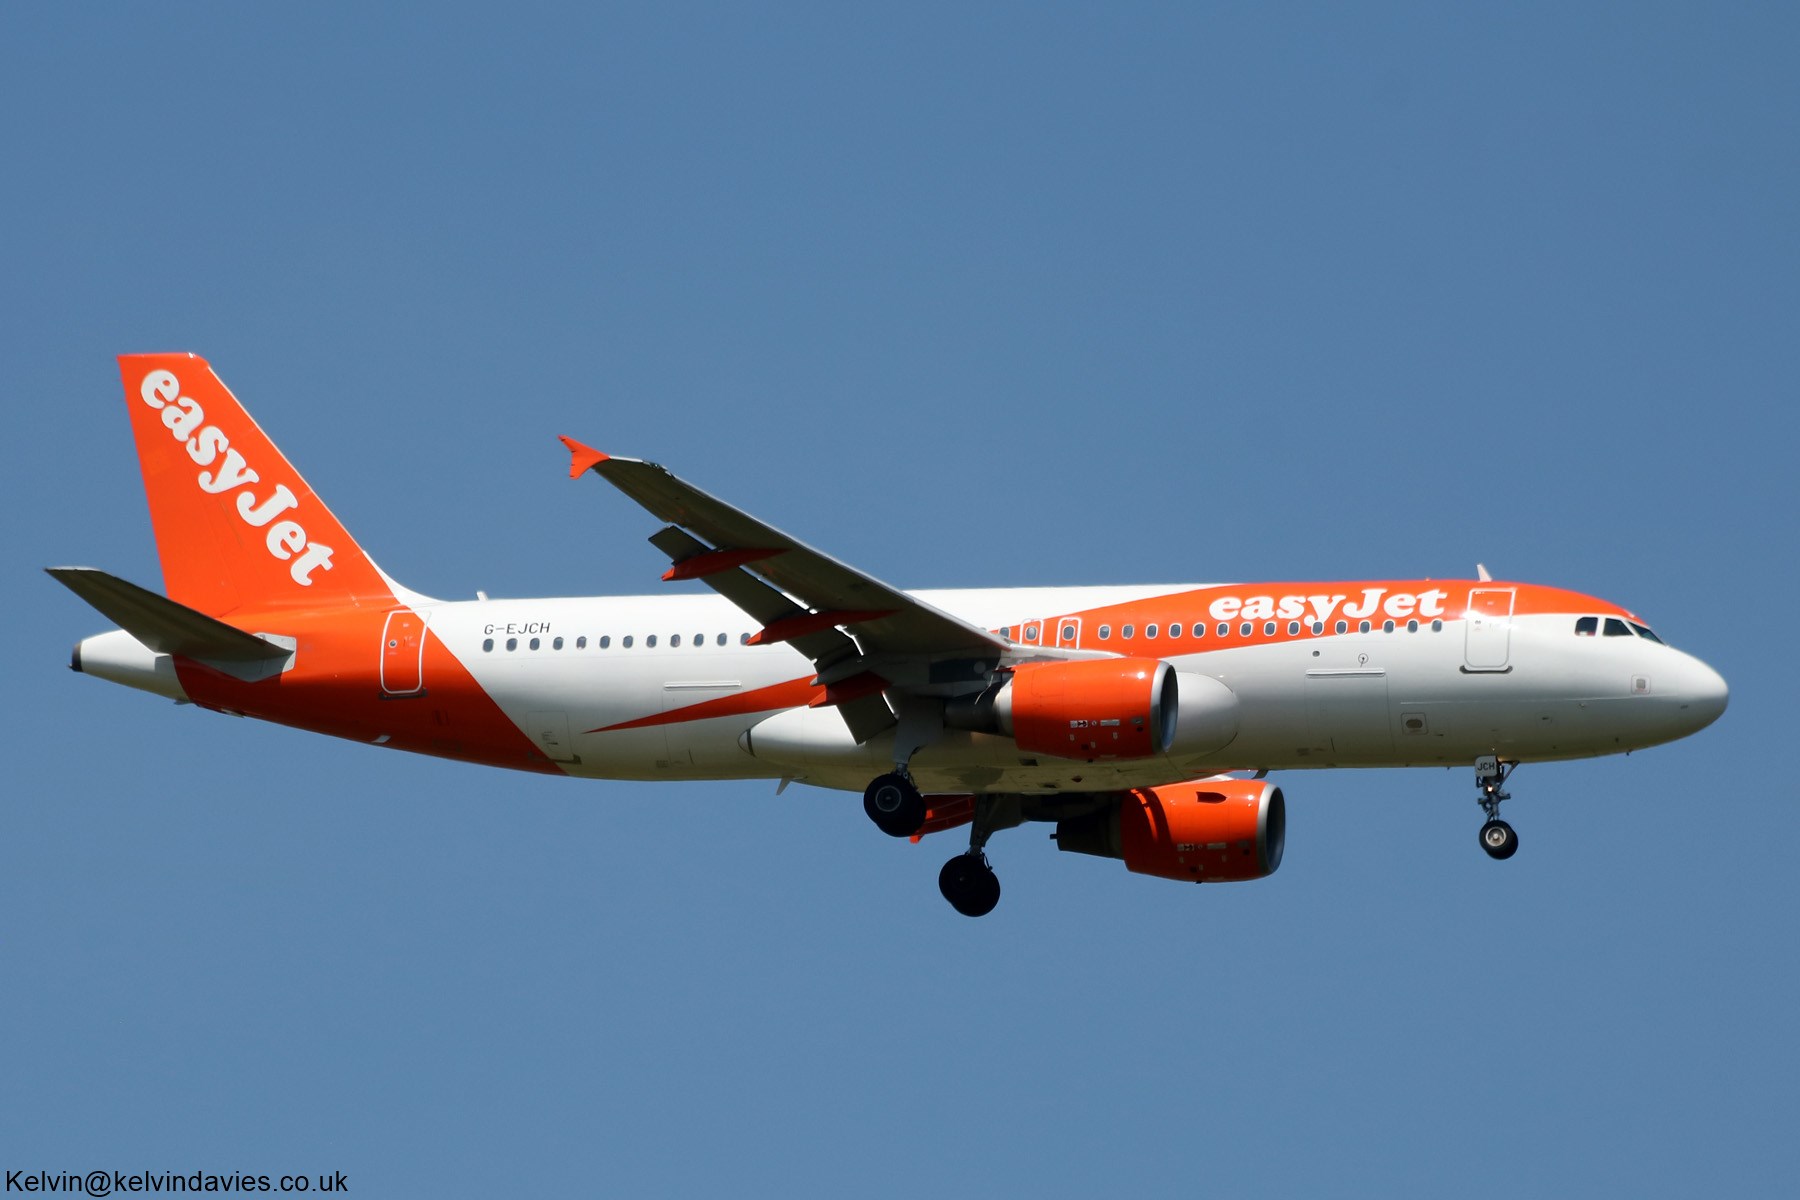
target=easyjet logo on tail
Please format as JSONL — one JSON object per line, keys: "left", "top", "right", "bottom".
{"left": 138, "top": 369, "right": 335, "bottom": 586}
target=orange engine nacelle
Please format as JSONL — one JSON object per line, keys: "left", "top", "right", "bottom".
{"left": 943, "top": 658, "right": 1240, "bottom": 762}
{"left": 1003, "top": 658, "right": 1172, "bottom": 759}
{"left": 1054, "top": 778, "right": 1285, "bottom": 883}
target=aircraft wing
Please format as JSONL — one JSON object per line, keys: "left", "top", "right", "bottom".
{"left": 561, "top": 438, "right": 1033, "bottom": 742}
{"left": 562, "top": 439, "right": 1010, "bottom": 660}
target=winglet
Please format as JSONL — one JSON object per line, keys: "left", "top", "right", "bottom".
{"left": 559, "top": 436, "right": 609, "bottom": 479}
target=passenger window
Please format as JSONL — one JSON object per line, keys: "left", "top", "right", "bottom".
{"left": 740, "top": 633, "right": 751, "bottom": 645}
{"left": 1406, "top": 619, "right": 1418, "bottom": 633}
{"left": 599, "top": 636, "right": 610, "bottom": 649}
{"left": 1382, "top": 621, "right": 1394, "bottom": 634}
{"left": 1025, "top": 625, "right": 1039, "bottom": 641}
{"left": 1311, "top": 622, "right": 1323, "bottom": 635}
{"left": 1604, "top": 618, "right": 1632, "bottom": 638}
{"left": 1263, "top": 621, "right": 1276, "bottom": 636}
{"left": 1359, "top": 621, "right": 1371, "bottom": 634}
{"left": 576, "top": 636, "right": 587, "bottom": 649}
{"left": 1098, "top": 625, "right": 1111, "bottom": 640}
{"left": 671, "top": 634, "right": 682, "bottom": 647}
{"left": 623, "top": 636, "right": 634, "bottom": 649}
{"left": 1217, "top": 623, "right": 1229, "bottom": 637}
{"left": 554, "top": 636, "right": 564, "bottom": 650}
{"left": 647, "top": 635, "right": 658, "bottom": 648}
{"left": 1168, "top": 623, "right": 1182, "bottom": 638}
{"left": 1240, "top": 622, "right": 1252, "bottom": 637}
{"left": 1061, "top": 624, "right": 1076, "bottom": 641}
{"left": 1287, "top": 621, "right": 1300, "bottom": 635}
{"left": 1336, "top": 620, "right": 1348, "bottom": 634}
{"left": 506, "top": 637, "right": 517, "bottom": 651}
{"left": 482, "top": 638, "right": 494, "bottom": 652}
{"left": 1431, "top": 619, "right": 1442, "bottom": 632}
{"left": 1630, "top": 622, "right": 1663, "bottom": 644}
{"left": 1123, "top": 625, "right": 1135, "bottom": 638}
{"left": 1146, "top": 624, "right": 1159, "bottom": 639}
{"left": 530, "top": 637, "right": 541, "bottom": 650}
{"left": 1575, "top": 616, "right": 1598, "bottom": 637}
{"left": 717, "top": 633, "right": 728, "bottom": 646}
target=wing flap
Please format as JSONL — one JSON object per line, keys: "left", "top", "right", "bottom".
{"left": 646, "top": 525, "right": 862, "bottom": 666}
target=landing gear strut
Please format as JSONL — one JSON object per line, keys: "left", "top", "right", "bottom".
{"left": 863, "top": 772, "right": 925, "bottom": 838}
{"left": 938, "top": 795, "right": 1022, "bottom": 918}
{"left": 1475, "top": 755, "right": 1519, "bottom": 861}
{"left": 864, "top": 699, "right": 940, "bottom": 839}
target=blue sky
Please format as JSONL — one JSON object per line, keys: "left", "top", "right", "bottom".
{"left": 4, "top": 4, "right": 1795, "bottom": 1195}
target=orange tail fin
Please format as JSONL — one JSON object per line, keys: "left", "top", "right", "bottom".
{"left": 119, "top": 353, "right": 398, "bottom": 617}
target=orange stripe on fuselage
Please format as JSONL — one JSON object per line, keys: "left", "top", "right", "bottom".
{"left": 1020, "top": 581, "right": 1637, "bottom": 651}
{"left": 171, "top": 605, "right": 562, "bottom": 774}
{"left": 588, "top": 676, "right": 823, "bottom": 734}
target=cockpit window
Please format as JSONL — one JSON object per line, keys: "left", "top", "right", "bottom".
{"left": 1630, "top": 622, "right": 1664, "bottom": 645}
{"left": 1575, "top": 616, "right": 1598, "bottom": 637}
{"left": 1604, "top": 618, "right": 1633, "bottom": 638}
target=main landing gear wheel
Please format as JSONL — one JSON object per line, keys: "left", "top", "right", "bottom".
{"left": 1480, "top": 820, "right": 1519, "bottom": 860}
{"left": 863, "top": 772, "right": 926, "bottom": 838}
{"left": 939, "top": 853, "right": 1001, "bottom": 918}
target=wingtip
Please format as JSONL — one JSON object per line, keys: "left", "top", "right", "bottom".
{"left": 559, "top": 436, "right": 609, "bottom": 479}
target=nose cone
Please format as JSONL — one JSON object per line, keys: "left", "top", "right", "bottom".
{"left": 1679, "top": 654, "right": 1729, "bottom": 733}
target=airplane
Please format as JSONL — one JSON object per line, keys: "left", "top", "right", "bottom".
{"left": 52, "top": 353, "right": 1730, "bottom": 917}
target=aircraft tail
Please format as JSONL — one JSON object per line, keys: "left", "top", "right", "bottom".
{"left": 118, "top": 353, "right": 399, "bottom": 617}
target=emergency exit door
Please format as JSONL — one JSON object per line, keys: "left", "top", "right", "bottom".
{"left": 1463, "top": 589, "right": 1515, "bottom": 671}
{"left": 380, "top": 609, "right": 428, "bottom": 696}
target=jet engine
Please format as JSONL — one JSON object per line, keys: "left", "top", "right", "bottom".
{"left": 944, "top": 658, "right": 1239, "bottom": 761}
{"left": 1053, "top": 777, "right": 1285, "bottom": 883}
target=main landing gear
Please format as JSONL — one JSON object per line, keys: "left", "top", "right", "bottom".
{"left": 860, "top": 776, "right": 1017, "bottom": 917}
{"left": 1475, "top": 755, "right": 1519, "bottom": 861}
{"left": 863, "top": 772, "right": 926, "bottom": 838}
{"left": 864, "top": 700, "right": 938, "bottom": 839}
{"left": 939, "top": 852, "right": 1000, "bottom": 918}
{"left": 938, "top": 795, "right": 1022, "bottom": 918}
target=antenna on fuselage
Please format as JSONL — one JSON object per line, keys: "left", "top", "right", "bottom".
{"left": 1476, "top": 563, "right": 1493, "bottom": 582}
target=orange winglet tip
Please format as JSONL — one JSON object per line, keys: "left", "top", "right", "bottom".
{"left": 559, "top": 436, "right": 609, "bottom": 479}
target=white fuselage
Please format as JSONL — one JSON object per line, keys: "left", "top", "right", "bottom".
{"left": 410, "top": 583, "right": 1726, "bottom": 795}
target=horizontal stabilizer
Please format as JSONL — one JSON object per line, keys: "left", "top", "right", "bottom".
{"left": 46, "top": 567, "right": 292, "bottom": 664}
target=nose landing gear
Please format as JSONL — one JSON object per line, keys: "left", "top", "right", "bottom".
{"left": 1475, "top": 755, "right": 1519, "bottom": 860}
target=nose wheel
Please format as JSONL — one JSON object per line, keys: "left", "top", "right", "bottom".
{"left": 1480, "top": 819, "right": 1519, "bottom": 860}
{"left": 1474, "top": 756, "right": 1520, "bottom": 861}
